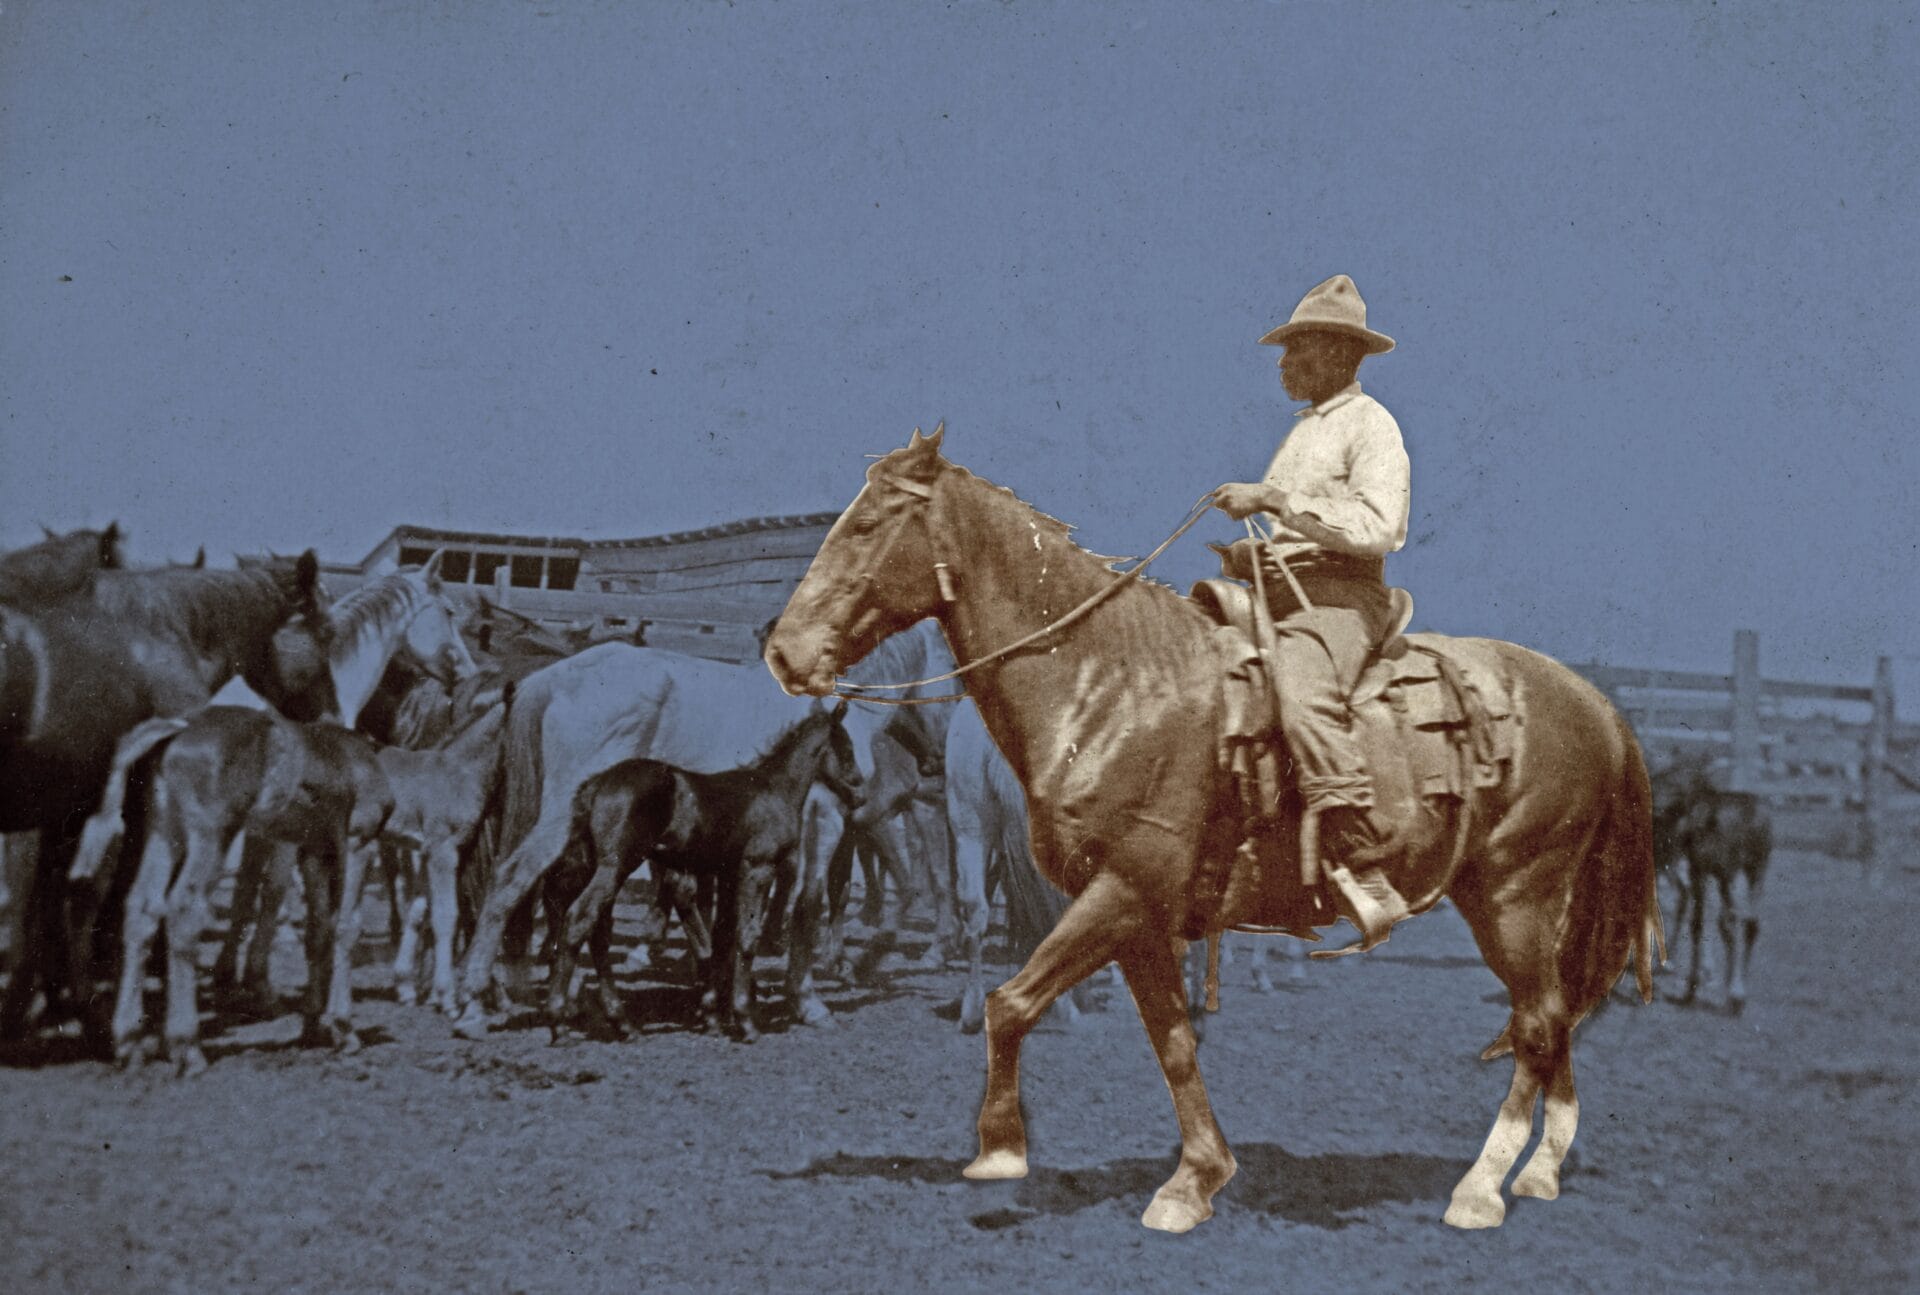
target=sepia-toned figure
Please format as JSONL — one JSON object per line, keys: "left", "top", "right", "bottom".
{"left": 1210, "top": 274, "right": 1412, "bottom": 948}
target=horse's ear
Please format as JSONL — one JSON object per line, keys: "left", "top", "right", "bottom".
{"left": 420, "top": 549, "right": 446, "bottom": 587}
{"left": 295, "top": 549, "right": 321, "bottom": 601}
{"left": 191, "top": 546, "right": 206, "bottom": 569}
{"left": 928, "top": 420, "right": 944, "bottom": 452}
{"left": 39, "top": 522, "right": 56, "bottom": 540}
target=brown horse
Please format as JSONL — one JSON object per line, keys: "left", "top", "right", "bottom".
{"left": 765, "top": 426, "right": 1662, "bottom": 1233}
{"left": 1651, "top": 755, "right": 1772, "bottom": 1012}
{"left": 0, "top": 525, "right": 127, "bottom": 974}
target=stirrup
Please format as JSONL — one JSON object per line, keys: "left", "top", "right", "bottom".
{"left": 1311, "top": 866, "right": 1411, "bottom": 959}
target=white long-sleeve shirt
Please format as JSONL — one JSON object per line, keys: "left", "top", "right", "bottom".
{"left": 1259, "top": 381, "right": 1410, "bottom": 560}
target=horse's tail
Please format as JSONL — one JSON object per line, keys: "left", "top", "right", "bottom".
{"left": 494, "top": 674, "right": 550, "bottom": 867}
{"left": 1561, "top": 709, "right": 1665, "bottom": 1018}
{"left": 69, "top": 717, "right": 190, "bottom": 886}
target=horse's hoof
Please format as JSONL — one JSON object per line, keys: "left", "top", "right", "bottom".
{"left": 1726, "top": 993, "right": 1747, "bottom": 1017}
{"left": 794, "top": 996, "right": 831, "bottom": 1028}
{"left": 451, "top": 1005, "right": 492, "bottom": 1041}
{"left": 114, "top": 1038, "right": 148, "bottom": 1071}
{"left": 333, "top": 1026, "right": 362, "bottom": 1055}
{"left": 1250, "top": 970, "right": 1274, "bottom": 995}
{"left": 962, "top": 1149, "right": 1028, "bottom": 1180}
{"left": 394, "top": 982, "right": 419, "bottom": 1007}
{"left": 1510, "top": 1166, "right": 1560, "bottom": 1201}
{"left": 1443, "top": 1189, "right": 1506, "bottom": 1229}
{"left": 959, "top": 994, "right": 985, "bottom": 1036}
{"left": 1141, "top": 1188, "right": 1213, "bottom": 1234}
{"left": 171, "top": 1045, "right": 209, "bottom": 1079}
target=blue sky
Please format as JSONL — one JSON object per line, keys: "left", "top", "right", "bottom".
{"left": 2, "top": 1, "right": 1914, "bottom": 695}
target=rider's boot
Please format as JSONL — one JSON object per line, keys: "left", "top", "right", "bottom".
{"left": 1318, "top": 805, "right": 1411, "bottom": 951}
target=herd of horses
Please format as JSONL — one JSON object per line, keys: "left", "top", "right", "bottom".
{"left": 0, "top": 522, "right": 1068, "bottom": 1073}
{"left": 0, "top": 436, "right": 1774, "bottom": 1234}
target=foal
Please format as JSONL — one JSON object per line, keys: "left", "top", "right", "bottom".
{"left": 376, "top": 697, "right": 511, "bottom": 1013}
{"left": 542, "top": 702, "right": 862, "bottom": 1042}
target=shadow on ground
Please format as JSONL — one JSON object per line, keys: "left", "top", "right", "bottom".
{"left": 763, "top": 1141, "right": 1463, "bottom": 1230}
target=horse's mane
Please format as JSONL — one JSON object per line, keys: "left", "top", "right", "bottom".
{"left": 947, "top": 462, "right": 1199, "bottom": 611}
{"left": 88, "top": 565, "right": 298, "bottom": 643}
{"left": 319, "top": 571, "right": 432, "bottom": 667}
{"left": 750, "top": 703, "right": 835, "bottom": 773}
{"left": 950, "top": 464, "right": 1188, "bottom": 599}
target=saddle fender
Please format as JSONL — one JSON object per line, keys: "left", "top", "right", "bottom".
{"left": 1187, "top": 581, "right": 1517, "bottom": 934}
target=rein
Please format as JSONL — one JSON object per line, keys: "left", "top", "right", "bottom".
{"left": 831, "top": 487, "right": 1221, "bottom": 705}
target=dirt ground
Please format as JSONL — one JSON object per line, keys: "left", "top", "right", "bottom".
{"left": 1, "top": 847, "right": 1913, "bottom": 1294}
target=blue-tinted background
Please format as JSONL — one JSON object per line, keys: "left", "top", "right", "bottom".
{"left": 2, "top": 0, "right": 1914, "bottom": 692}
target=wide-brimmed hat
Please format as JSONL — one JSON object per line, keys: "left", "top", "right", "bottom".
{"left": 1258, "top": 274, "right": 1394, "bottom": 354}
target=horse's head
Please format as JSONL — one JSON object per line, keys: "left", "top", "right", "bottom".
{"left": 1, "top": 523, "right": 130, "bottom": 604}
{"left": 766, "top": 423, "right": 950, "bottom": 697}
{"left": 883, "top": 702, "right": 945, "bottom": 781}
{"left": 249, "top": 550, "right": 337, "bottom": 719}
{"left": 396, "top": 552, "right": 480, "bottom": 688}
{"left": 817, "top": 696, "right": 866, "bottom": 807}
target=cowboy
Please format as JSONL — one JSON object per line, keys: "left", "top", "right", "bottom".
{"left": 1210, "top": 274, "right": 1413, "bottom": 949}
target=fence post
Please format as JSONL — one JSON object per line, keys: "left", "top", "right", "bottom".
{"left": 1730, "top": 629, "right": 1762, "bottom": 794}
{"left": 1864, "top": 655, "right": 1894, "bottom": 882}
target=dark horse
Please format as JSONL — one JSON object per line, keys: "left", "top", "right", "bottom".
{"left": 0, "top": 524, "right": 127, "bottom": 606}
{"left": 541, "top": 700, "right": 864, "bottom": 1042}
{"left": 765, "top": 426, "right": 1662, "bottom": 1233}
{"left": 1651, "top": 755, "right": 1772, "bottom": 1012}
{"left": 0, "top": 551, "right": 326, "bottom": 1042}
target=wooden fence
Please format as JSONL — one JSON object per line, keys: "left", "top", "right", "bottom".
{"left": 1570, "top": 630, "right": 1919, "bottom": 868}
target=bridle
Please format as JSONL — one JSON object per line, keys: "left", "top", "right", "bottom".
{"left": 827, "top": 467, "right": 1221, "bottom": 707}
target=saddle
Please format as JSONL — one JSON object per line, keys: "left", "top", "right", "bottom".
{"left": 1185, "top": 576, "right": 1518, "bottom": 940}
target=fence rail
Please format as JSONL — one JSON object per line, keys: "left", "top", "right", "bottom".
{"left": 1572, "top": 630, "right": 1916, "bottom": 869}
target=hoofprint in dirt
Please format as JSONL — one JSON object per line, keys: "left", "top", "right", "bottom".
{"left": 0, "top": 850, "right": 1911, "bottom": 1293}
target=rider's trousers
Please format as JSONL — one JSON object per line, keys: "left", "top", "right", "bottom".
{"left": 1262, "top": 571, "right": 1395, "bottom": 813}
